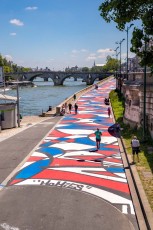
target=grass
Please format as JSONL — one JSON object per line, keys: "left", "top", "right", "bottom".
{"left": 110, "top": 89, "right": 153, "bottom": 211}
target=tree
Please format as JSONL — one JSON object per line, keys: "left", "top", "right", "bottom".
{"left": 0, "top": 54, "right": 4, "bottom": 66}
{"left": 82, "top": 67, "right": 89, "bottom": 72}
{"left": 90, "top": 66, "right": 103, "bottom": 73}
{"left": 103, "top": 56, "right": 119, "bottom": 72}
{"left": 99, "top": 0, "right": 153, "bottom": 71}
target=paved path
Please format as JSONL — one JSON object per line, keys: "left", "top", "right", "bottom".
{"left": 0, "top": 78, "right": 139, "bottom": 230}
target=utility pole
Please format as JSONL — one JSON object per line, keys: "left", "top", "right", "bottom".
{"left": 125, "top": 24, "right": 134, "bottom": 80}
{"left": 116, "top": 39, "right": 125, "bottom": 93}
{"left": 114, "top": 46, "right": 119, "bottom": 81}
{"left": 143, "top": 36, "right": 147, "bottom": 141}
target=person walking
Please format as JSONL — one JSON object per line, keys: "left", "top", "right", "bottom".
{"left": 94, "top": 128, "right": 102, "bottom": 150}
{"left": 107, "top": 107, "right": 111, "bottom": 117}
{"left": 74, "top": 103, "right": 78, "bottom": 114}
{"left": 64, "top": 102, "right": 68, "bottom": 113}
{"left": 68, "top": 103, "right": 72, "bottom": 114}
{"left": 73, "top": 94, "right": 76, "bottom": 100}
{"left": 131, "top": 136, "right": 140, "bottom": 163}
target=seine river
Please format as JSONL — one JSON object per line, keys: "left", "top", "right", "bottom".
{"left": 5, "top": 78, "right": 96, "bottom": 116}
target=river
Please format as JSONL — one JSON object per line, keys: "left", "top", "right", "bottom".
{"left": 4, "top": 78, "right": 96, "bottom": 116}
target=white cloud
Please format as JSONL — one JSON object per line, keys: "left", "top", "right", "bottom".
{"left": 72, "top": 49, "right": 88, "bottom": 54}
{"left": 86, "top": 53, "right": 96, "bottom": 60}
{"left": 25, "top": 6, "right": 38, "bottom": 11}
{"left": 10, "top": 32, "right": 16, "bottom": 36}
{"left": 80, "top": 49, "right": 88, "bottom": 52}
{"left": 72, "top": 49, "right": 78, "bottom": 54}
{"left": 97, "top": 48, "right": 113, "bottom": 53}
{"left": 4, "top": 55, "right": 13, "bottom": 61}
{"left": 10, "top": 19, "right": 24, "bottom": 26}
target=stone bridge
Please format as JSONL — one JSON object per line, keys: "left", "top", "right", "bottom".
{"left": 6, "top": 71, "right": 114, "bottom": 86}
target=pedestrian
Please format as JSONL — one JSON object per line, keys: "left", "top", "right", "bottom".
{"left": 74, "top": 103, "right": 78, "bottom": 114}
{"left": 73, "top": 94, "right": 76, "bottom": 100}
{"left": 68, "top": 103, "right": 72, "bottom": 114}
{"left": 94, "top": 128, "right": 102, "bottom": 150}
{"left": 107, "top": 107, "right": 111, "bottom": 117}
{"left": 64, "top": 102, "right": 68, "bottom": 113}
{"left": 131, "top": 136, "right": 140, "bottom": 163}
{"left": 95, "top": 84, "right": 98, "bottom": 89}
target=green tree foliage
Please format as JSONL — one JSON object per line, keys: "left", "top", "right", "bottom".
{"left": 90, "top": 66, "right": 104, "bottom": 72}
{"left": 99, "top": 0, "right": 153, "bottom": 70}
{"left": 103, "top": 56, "right": 119, "bottom": 72}
{"left": 0, "top": 54, "right": 4, "bottom": 66}
{"left": 0, "top": 53, "right": 32, "bottom": 73}
{"left": 82, "top": 67, "right": 89, "bottom": 72}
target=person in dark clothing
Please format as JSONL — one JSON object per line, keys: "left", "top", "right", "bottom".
{"left": 74, "top": 103, "right": 78, "bottom": 114}
{"left": 68, "top": 103, "right": 72, "bottom": 113}
{"left": 73, "top": 94, "right": 76, "bottom": 100}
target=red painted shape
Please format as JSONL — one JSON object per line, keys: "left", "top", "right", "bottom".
{"left": 49, "top": 130, "right": 70, "bottom": 138}
{"left": 10, "top": 179, "right": 23, "bottom": 185}
{"left": 32, "top": 169, "right": 130, "bottom": 194}
{"left": 50, "top": 158, "right": 101, "bottom": 167}
{"left": 27, "top": 156, "right": 47, "bottom": 162}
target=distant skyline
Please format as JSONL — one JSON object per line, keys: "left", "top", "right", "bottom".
{"left": 0, "top": 0, "right": 138, "bottom": 70}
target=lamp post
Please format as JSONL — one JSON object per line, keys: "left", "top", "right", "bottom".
{"left": 114, "top": 46, "right": 119, "bottom": 80}
{"left": 125, "top": 24, "right": 134, "bottom": 80}
{"left": 116, "top": 39, "right": 125, "bottom": 92}
{"left": 114, "top": 46, "right": 119, "bottom": 59}
{"left": 16, "top": 83, "right": 20, "bottom": 127}
{"left": 143, "top": 36, "right": 147, "bottom": 141}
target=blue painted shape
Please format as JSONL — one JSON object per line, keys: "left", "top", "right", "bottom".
{"left": 75, "top": 137, "right": 95, "bottom": 146}
{"left": 107, "top": 168, "right": 124, "bottom": 173}
{"left": 63, "top": 117, "right": 78, "bottom": 121}
{"left": 40, "top": 147, "right": 63, "bottom": 156}
{"left": 15, "top": 159, "right": 50, "bottom": 179}
{"left": 58, "top": 137, "right": 69, "bottom": 141}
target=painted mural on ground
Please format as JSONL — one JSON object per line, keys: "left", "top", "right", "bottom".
{"left": 8, "top": 79, "right": 135, "bottom": 216}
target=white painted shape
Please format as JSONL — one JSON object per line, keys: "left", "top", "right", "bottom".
{"left": 45, "top": 137, "right": 57, "bottom": 140}
{"left": 56, "top": 124, "right": 69, "bottom": 127}
{"left": 52, "top": 142, "right": 94, "bottom": 150}
{"left": 66, "top": 135, "right": 87, "bottom": 138}
{"left": 114, "top": 173, "right": 126, "bottom": 178}
{"left": 32, "top": 152, "right": 48, "bottom": 157}
{"left": 103, "top": 161, "right": 123, "bottom": 167}
{"left": 122, "top": 205, "right": 128, "bottom": 214}
{"left": 59, "top": 150, "right": 102, "bottom": 157}
{"left": 57, "top": 129, "right": 94, "bottom": 135}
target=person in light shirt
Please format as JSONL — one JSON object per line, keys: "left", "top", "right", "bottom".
{"left": 131, "top": 136, "right": 140, "bottom": 164}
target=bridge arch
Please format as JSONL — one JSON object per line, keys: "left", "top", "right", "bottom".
{"left": 60, "top": 73, "right": 86, "bottom": 85}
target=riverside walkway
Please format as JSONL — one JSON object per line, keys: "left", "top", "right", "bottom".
{"left": 0, "top": 78, "right": 141, "bottom": 230}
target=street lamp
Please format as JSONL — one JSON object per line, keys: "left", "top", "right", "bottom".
{"left": 116, "top": 39, "right": 125, "bottom": 92}
{"left": 114, "top": 46, "right": 119, "bottom": 59}
{"left": 125, "top": 24, "right": 134, "bottom": 79}
{"left": 143, "top": 35, "right": 147, "bottom": 141}
{"left": 114, "top": 47, "right": 119, "bottom": 80}
{"left": 116, "top": 39, "right": 125, "bottom": 74}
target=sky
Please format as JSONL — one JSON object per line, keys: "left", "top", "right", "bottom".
{"left": 0, "top": 0, "right": 137, "bottom": 70}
